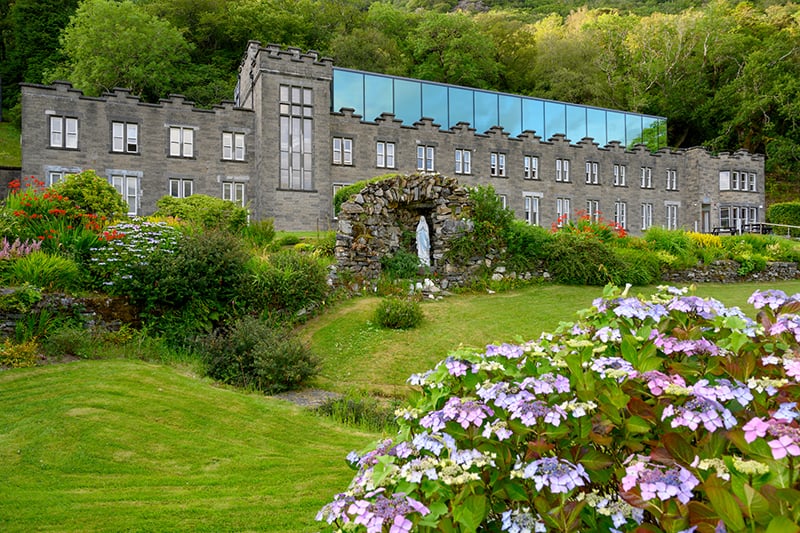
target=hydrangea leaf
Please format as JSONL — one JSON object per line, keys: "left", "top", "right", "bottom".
{"left": 766, "top": 515, "right": 800, "bottom": 533}
{"left": 704, "top": 475, "right": 746, "bottom": 531}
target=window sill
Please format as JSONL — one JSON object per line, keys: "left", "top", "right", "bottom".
{"left": 277, "top": 188, "right": 318, "bottom": 193}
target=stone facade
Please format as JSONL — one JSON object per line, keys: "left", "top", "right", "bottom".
{"left": 19, "top": 41, "right": 765, "bottom": 234}
{"left": 333, "top": 173, "right": 477, "bottom": 287}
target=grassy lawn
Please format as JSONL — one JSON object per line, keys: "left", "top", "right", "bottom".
{"left": 0, "top": 121, "right": 21, "bottom": 167}
{"left": 0, "top": 359, "right": 376, "bottom": 532}
{"left": 4, "top": 279, "right": 800, "bottom": 531}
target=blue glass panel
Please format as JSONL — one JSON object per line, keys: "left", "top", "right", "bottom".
{"left": 422, "top": 83, "right": 447, "bottom": 125}
{"left": 522, "top": 98, "right": 544, "bottom": 137}
{"left": 566, "top": 105, "right": 587, "bottom": 142}
{"left": 586, "top": 108, "right": 607, "bottom": 146}
{"left": 394, "top": 79, "right": 421, "bottom": 125}
{"left": 626, "top": 114, "right": 643, "bottom": 148}
{"left": 448, "top": 87, "right": 473, "bottom": 129}
{"left": 641, "top": 117, "right": 666, "bottom": 150}
{"left": 332, "top": 70, "right": 364, "bottom": 115}
{"left": 499, "top": 95, "right": 522, "bottom": 136}
{"left": 363, "top": 74, "right": 393, "bottom": 121}
{"left": 474, "top": 91, "right": 498, "bottom": 133}
{"left": 607, "top": 111, "right": 626, "bottom": 145}
{"left": 544, "top": 101, "right": 566, "bottom": 139}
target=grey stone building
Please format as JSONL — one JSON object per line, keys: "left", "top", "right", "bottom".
{"left": 20, "top": 41, "right": 764, "bottom": 234}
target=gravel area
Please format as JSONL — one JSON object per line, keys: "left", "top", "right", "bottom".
{"left": 271, "top": 388, "right": 342, "bottom": 408}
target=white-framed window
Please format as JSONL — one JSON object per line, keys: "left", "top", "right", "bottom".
{"left": 749, "top": 173, "right": 757, "bottom": 192}
{"left": 169, "top": 126, "right": 194, "bottom": 158}
{"left": 112, "top": 121, "right": 138, "bottom": 153}
{"left": 556, "top": 197, "right": 571, "bottom": 226}
{"left": 376, "top": 141, "right": 395, "bottom": 168}
{"left": 556, "top": 158, "right": 570, "bottom": 182}
{"left": 332, "top": 137, "right": 353, "bottom": 166}
{"left": 523, "top": 192, "right": 542, "bottom": 226}
{"left": 417, "top": 145, "right": 435, "bottom": 171}
{"left": 732, "top": 171, "right": 740, "bottom": 191}
{"left": 586, "top": 200, "right": 600, "bottom": 222}
{"left": 613, "top": 164, "right": 626, "bottom": 186}
{"left": 279, "top": 84, "right": 313, "bottom": 190}
{"left": 47, "top": 171, "right": 64, "bottom": 186}
{"left": 721, "top": 205, "right": 759, "bottom": 229}
{"left": 585, "top": 161, "right": 599, "bottom": 184}
{"left": 641, "top": 203, "right": 653, "bottom": 231}
{"left": 109, "top": 170, "right": 141, "bottom": 216}
{"left": 640, "top": 166, "right": 652, "bottom": 188}
{"left": 222, "top": 181, "right": 246, "bottom": 207}
{"left": 665, "top": 202, "right": 679, "bottom": 230}
{"left": 169, "top": 178, "right": 193, "bottom": 198}
{"left": 498, "top": 194, "right": 507, "bottom": 209}
{"left": 614, "top": 201, "right": 627, "bottom": 229}
{"left": 222, "top": 132, "right": 245, "bottom": 161}
{"left": 719, "top": 170, "right": 731, "bottom": 191}
{"left": 44, "top": 165, "right": 80, "bottom": 187}
{"left": 332, "top": 182, "right": 347, "bottom": 220}
{"left": 524, "top": 156, "right": 539, "bottom": 180}
{"left": 50, "top": 116, "right": 78, "bottom": 149}
{"left": 455, "top": 149, "right": 471, "bottom": 174}
{"left": 490, "top": 152, "right": 506, "bottom": 177}
{"left": 666, "top": 169, "right": 677, "bottom": 191}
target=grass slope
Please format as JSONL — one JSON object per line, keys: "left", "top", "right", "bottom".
{"left": 305, "top": 280, "right": 800, "bottom": 395}
{"left": 0, "top": 359, "right": 376, "bottom": 532}
{"left": 0, "top": 121, "right": 21, "bottom": 167}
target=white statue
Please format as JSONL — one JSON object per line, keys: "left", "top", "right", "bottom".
{"left": 416, "top": 216, "right": 430, "bottom": 267}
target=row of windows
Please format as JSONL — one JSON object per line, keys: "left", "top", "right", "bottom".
{"left": 510, "top": 194, "right": 681, "bottom": 231}
{"left": 719, "top": 171, "right": 758, "bottom": 192}
{"left": 48, "top": 115, "right": 247, "bottom": 161}
{"left": 331, "top": 138, "right": 693, "bottom": 190}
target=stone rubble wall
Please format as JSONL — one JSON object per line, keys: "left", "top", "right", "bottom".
{"left": 661, "top": 260, "right": 799, "bottom": 284}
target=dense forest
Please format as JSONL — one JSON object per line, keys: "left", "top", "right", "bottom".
{"left": 1, "top": 0, "right": 798, "bottom": 199}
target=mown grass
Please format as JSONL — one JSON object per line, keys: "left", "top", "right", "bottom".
{"left": 0, "top": 359, "right": 376, "bottom": 532}
{"left": 4, "top": 279, "right": 800, "bottom": 531}
{"left": 0, "top": 121, "right": 21, "bottom": 167}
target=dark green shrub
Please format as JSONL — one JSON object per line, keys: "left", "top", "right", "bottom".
{"left": 51, "top": 169, "right": 128, "bottom": 218}
{"left": 373, "top": 297, "right": 424, "bottom": 329}
{"left": 246, "top": 249, "right": 329, "bottom": 317}
{"left": 315, "top": 391, "right": 400, "bottom": 432}
{"left": 314, "top": 231, "right": 337, "bottom": 257}
{"left": 446, "top": 185, "right": 512, "bottom": 266}
{"left": 41, "top": 326, "right": 97, "bottom": 359}
{"left": 610, "top": 247, "right": 662, "bottom": 286}
{"left": 735, "top": 253, "right": 768, "bottom": 275}
{"left": 543, "top": 232, "right": 622, "bottom": 286}
{"left": 766, "top": 201, "right": 800, "bottom": 236}
{"left": 154, "top": 194, "right": 248, "bottom": 233}
{"left": 197, "top": 316, "right": 319, "bottom": 394}
{"left": 242, "top": 218, "right": 276, "bottom": 248}
{"left": 5, "top": 251, "right": 82, "bottom": 291}
{"left": 381, "top": 249, "right": 420, "bottom": 279}
{"left": 277, "top": 234, "right": 301, "bottom": 246}
{"left": 0, "top": 283, "right": 42, "bottom": 313}
{"left": 504, "top": 220, "right": 552, "bottom": 272}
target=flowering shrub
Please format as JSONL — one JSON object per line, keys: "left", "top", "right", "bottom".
{"left": 0, "top": 237, "right": 42, "bottom": 260}
{"left": 552, "top": 210, "right": 627, "bottom": 241}
{"left": 318, "top": 285, "right": 800, "bottom": 532}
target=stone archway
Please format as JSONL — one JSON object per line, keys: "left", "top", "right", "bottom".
{"left": 333, "top": 172, "right": 474, "bottom": 286}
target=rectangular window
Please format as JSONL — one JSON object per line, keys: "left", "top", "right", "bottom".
{"left": 112, "top": 121, "right": 138, "bottom": 153}
{"left": 376, "top": 141, "right": 395, "bottom": 168}
{"left": 46, "top": 171, "right": 64, "bottom": 187}
{"left": 523, "top": 193, "right": 541, "bottom": 226}
{"left": 498, "top": 194, "right": 507, "bottom": 209}
{"left": 169, "top": 178, "right": 193, "bottom": 198}
{"left": 666, "top": 169, "right": 677, "bottom": 191}
{"left": 666, "top": 203, "right": 679, "bottom": 230}
{"left": 749, "top": 173, "right": 757, "bottom": 192}
{"left": 455, "top": 149, "right": 471, "bottom": 174}
{"left": 586, "top": 200, "right": 600, "bottom": 222}
{"left": 169, "top": 126, "right": 194, "bottom": 158}
{"left": 732, "top": 171, "right": 740, "bottom": 191}
{"left": 719, "top": 171, "right": 731, "bottom": 191}
{"left": 641, "top": 203, "right": 653, "bottom": 231}
{"left": 279, "top": 85, "right": 313, "bottom": 190}
{"left": 640, "top": 166, "right": 652, "bottom": 188}
{"left": 111, "top": 173, "right": 139, "bottom": 216}
{"left": 556, "top": 159, "right": 570, "bottom": 182}
{"left": 417, "top": 146, "right": 435, "bottom": 171}
{"left": 556, "top": 197, "right": 571, "bottom": 226}
{"left": 614, "top": 201, "right": 627, "bottom": 229}
{"left": 222, "top": 181, "right": 246, "bottom": 207}
{"left": 50, "top": 116, "right": 78, "bottom": 149}
{"left": 585, "top": 161, "right": 599, "bottom": 184}
{"left": 332, "top": 137, "right": 353, "bottom": 166}
{"left": 720, "top": 207, "right": 731, "bottom": 228}
{"left": 222, "top": 132, "right": 245, "bottom": 161}
{"left": 490, "top": 152, "right": 506, "bottom": 177}
{"left": 613, "top": 164, "right": 626, "bottom": 186}
{"left": 524, "top": 156, "right": 539, "bottom": 180}
{"left": 740, "top": 172, "right": 749, "bottom": 192}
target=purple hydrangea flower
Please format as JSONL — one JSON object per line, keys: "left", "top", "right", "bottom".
{"left": 748, "top": 289, "right": 789, "bottom": 311}
{"left": 515, "top": 456, "right": 589, "bottom": 493}
{"left": 622, "top": 458, "right": 699, "bottom": 504}
{"left": 486, "top": 343, "right": 525, "bottom": 359}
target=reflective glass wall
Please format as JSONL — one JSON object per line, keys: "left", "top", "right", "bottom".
{"left": 332, "top": 68, "right": 667, "bottom": 150}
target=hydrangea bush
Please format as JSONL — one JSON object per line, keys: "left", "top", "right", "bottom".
{"left": 318, "top": 285, "right": 800, "bottom": 532}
